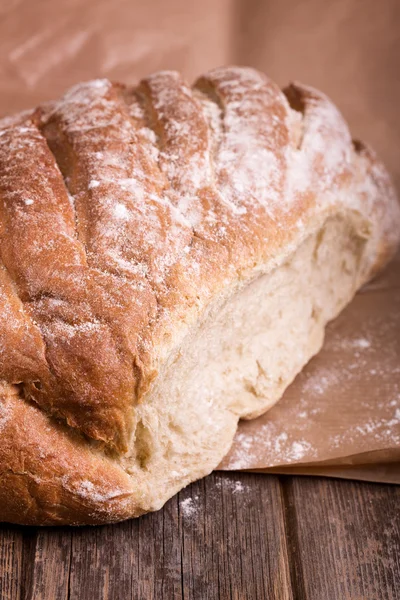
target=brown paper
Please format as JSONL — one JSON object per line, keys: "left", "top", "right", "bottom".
{"left": 219, "top": 254, "right": 400, "bottom": 482}
{"left": 0, "top": 0, "right": 232, "bottom": 117}
{"left": 0, "top": 0, "right": 399, "bottom": 482}
{"left": 248, "top": 463, "right": 400, "bottom": 485}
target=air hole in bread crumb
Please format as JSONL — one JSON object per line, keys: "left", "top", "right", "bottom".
{"left": 134, "top": 420, "right": 152, "bottom": 469}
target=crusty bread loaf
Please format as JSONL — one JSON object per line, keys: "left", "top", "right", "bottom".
{"left": 0, "top": 67, "right": 399, "bottom": 525}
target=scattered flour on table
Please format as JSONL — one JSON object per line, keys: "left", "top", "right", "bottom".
{"left": 302, "top": 369, "right": 340, "bottom": 395}
{"left": 227, "top": 427, "right": 316, "bottom": 470}
{"left": 212, "top": 478, "right": 250, "bottom": 493}
{"left": 180, "top": 495, "right": 199, "bottom": 518}
{"left": 232, "top": 480, "right": 245, "bottom": 493}
{"left": 225, "top": 479, "right": 249, "bottom": 493}
{"left": 350, "top": 337, "right": 371, "bottom": 349}
{"left": 329, "top": 404, "right": 400, "bottom": 449}
{"left": 334, "top": 336, "right": 372, "bottom": 350}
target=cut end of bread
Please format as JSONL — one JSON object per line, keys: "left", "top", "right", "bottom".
{"left": 119, "top": 214, "right": 375, "bottom": 513}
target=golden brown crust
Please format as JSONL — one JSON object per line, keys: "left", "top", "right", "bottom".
{"left": 0, "top": 66, "right": 399, "bottom": 525}
{"left": 0, "top": 383, "right": 138, "bottom": 525}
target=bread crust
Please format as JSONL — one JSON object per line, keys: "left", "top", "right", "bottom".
{"left": 0, "top": 67, "right": 399, "bottom": 525}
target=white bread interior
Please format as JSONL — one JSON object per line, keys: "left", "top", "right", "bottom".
{"left": 123, "top": 214, "right": 368, "bottom": 512}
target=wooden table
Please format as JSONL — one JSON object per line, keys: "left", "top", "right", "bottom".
{"left": 0, "top": 473, "right": 399, "bottom": 599}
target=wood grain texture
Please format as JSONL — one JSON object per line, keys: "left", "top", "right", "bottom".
{"left": 0, "top": 526, "right": 23, "bottom": 600}
{"left": 24, "top": 529, "right": 72, "bottom": 600}
{"left": 281, "top": 477, "right": 400, "bottom": 600}
{"left": 0, "top": 474, "right": 399, "bottom": 600}
{"left": 178, "top": 473, "right": 292, "bottom": 599}
{"left": 66, "top": 473, "right": 292, "bottom": 600}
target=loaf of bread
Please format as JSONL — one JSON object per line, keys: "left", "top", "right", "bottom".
{"left": 0, "top": 67, "right": 399, "bottom": 525}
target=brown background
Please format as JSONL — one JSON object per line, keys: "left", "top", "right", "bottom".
{"left": 1, "top": 0, "right": 399, "bottom": 188}
{"left": 0, "top": 0, "right": 232, "bottom": 112}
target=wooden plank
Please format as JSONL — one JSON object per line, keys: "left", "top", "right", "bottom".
{"left": 0, "top": 526, "right": 71, "bottom": 600}
{"left": 0, "top": 526, "right": 23, "bottom": 600}
{"left": 2, "top": 475, "right": 399, "bottom": 599}
{"left": 68, "top": 494, "right": 182, "bottom": 599}
{"left": 68, "top": 520, "right": 139, "bottom": 599}
{"left": 281, "top": 477, "right": 400, "bottom": 600}
{"left": 140, "top": 493, "right": 183, "bottom": 599}
{"left": 67, "top": 472, "right": 292, "bottom": 599}
{"left": 19, "top": 528, "right": 37, "bottom": 600}
{"left": 23, "top": 528, "right": 72, "bottom": 600}
{"left": 179, "top": 472, "right": 293, "bottom": 600}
